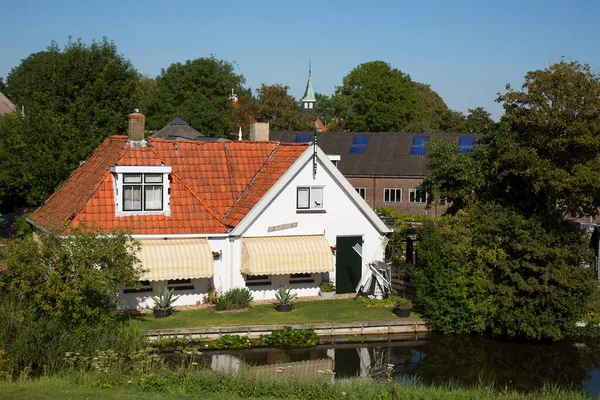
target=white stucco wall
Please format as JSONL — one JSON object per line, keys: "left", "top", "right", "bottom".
{"left": 230, "top": 156, "right": 387, "bottom": 300}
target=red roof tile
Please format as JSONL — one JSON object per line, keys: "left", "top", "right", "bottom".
{"left": 31, "top": 137, "right": 309, "bottom": 234}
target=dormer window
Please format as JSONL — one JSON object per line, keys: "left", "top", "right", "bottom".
{"left": 111, "top": 165, "right": 172, "bottom": 216}
{"left": 123, "top": 173, "right": 163, "bottom": 211}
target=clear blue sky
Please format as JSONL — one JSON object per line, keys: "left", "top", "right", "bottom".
{"left": 1, "top": 0, "right": 599, "bottom": 121}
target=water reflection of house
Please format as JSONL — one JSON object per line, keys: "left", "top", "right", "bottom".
{"left": 28, "top": 113, "right": 390, "bottom": 308}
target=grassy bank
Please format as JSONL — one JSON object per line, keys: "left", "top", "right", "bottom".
{"left": 0, "top": 370, "right": 594, "bottom": 400}
{"left": 138, "top": 298, "right": 412, "bottom": 330}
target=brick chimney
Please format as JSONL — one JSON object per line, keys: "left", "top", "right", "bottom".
{"left": 249, "top": 122, "right": 270, "bottom": 141}
{"left": 128, "top": 112, "right": 145, "bottom": 142}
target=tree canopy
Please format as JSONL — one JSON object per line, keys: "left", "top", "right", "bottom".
{"left": 144, "top": 56, "right": 245, "bottom": 137}
{"left": 424, "top": 60, "right": 600, "bottom": 221}
{"left": 253, "top": 84, "right": 314, "bottom": 131}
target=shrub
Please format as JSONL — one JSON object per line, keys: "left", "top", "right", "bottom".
{"left": 213, "top": 334, "right": 252, "bottom": 349}
{"left": 275, "top": 286, "right": 297, "bottom": 306}
{"left": 411, "top": 202, "right": 597, "bottom": 340}
{"left": 214, "top": 288, "right": 253, "bottom": 310}
{"left": 392, "top": 296, "right": 413, "bottom": 309}
{"left": 319, "top": 280, "right": 335, "bottom": 292}
{"left": 263, "top": 326, "right": 320, "bottom": 348}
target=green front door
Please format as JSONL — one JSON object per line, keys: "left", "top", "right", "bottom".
{"left": 335, "top": 236, "right": 362, "bottom": 294}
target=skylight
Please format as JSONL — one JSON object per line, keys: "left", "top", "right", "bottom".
{"left": 410, "top": 136, "right": 429, "bottom": 155}
{"left": 295, "top": 134, "right": 312, "bottom": 143}
{"left": 349, "top": 136, "right": 369, "bottom": 154}
{"left": 459, "top": 137, "right": 475, "bottom": 154}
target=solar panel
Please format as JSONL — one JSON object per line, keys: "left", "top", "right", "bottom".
{"left": 459, "top": 137, "right": 475, "bottom": 154}
{"left": 349, "top": 136, "right": 369, "bottom": 154}
{"left": 295, "top": 134, "right": 312, "bottom": 143}
{"left": 410, "top": 136, "right": 429, "bottom": 155}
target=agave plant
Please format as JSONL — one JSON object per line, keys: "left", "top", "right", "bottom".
{"left": 151, "top": 287, "right": 180, "bottom": 310}
{"left": 275, "top": 286, "right": 297, "bottom": 306}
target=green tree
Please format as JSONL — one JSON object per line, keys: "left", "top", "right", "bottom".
{"left": 145, "top": 56, "right": 245, "bottom": 136}
{"left": 0, "top": 111, "right": 76, "bottom": 212}
{"left": 465, "top": 107, "right": 495, "bottom": 133}
{"left": 6, "top": 38, "right": 139, "bottom": 159}
{"left": 0, "top": 77, "right": 6, "bottom": 94}
{"left": 412, "top": 202, "right": 596, "bottom": 340}
{"left": 425, "top": 61, "right": 600, "bottom": 221}
{"left": 253, "top": 84, "right": 314, "bottom": 131}
{"left": 331, "top": 61, "right": 424, "bottom": 132}
{"left": 314, "top": 92, "right": 334, "bottom": 125}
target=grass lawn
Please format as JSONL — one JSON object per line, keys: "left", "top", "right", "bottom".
{"left": 137, "top": 298, "right": 412, "bottom": 330}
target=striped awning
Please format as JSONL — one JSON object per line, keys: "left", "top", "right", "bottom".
{"left": 138, "top": 239, "right": 214, "bottom": 281}
{"left": 241, "top": 235, "right": 334, "bottom": 275}
{"left": 249, "top": 358, "right": 334, "bottom": 379}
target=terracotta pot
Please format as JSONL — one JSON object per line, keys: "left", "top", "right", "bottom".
{"left": 275, "top": 304, "right": 292, "bottom": 312}
{"left": 319, "top": 291, "right": 335, "bottom": 299}
{"left": 393, "top": 308, "right": 411, "bottom": 318}
{"left": 154, "top": 308, "right": 173, "bottom": 318}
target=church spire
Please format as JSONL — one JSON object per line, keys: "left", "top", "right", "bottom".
{"left": 300, "top": 60, "right": 316, "bottom": 114}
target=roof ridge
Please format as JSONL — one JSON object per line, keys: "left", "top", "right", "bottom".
{"left": 146, "top": 145, "right": 225, "bottom": 227}
{"left": 222, "top": 142, "right": 280, "bottom": 224}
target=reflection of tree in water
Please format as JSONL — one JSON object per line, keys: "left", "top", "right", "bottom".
{"left": 398, "top": 335, "right": 600, "bottom": 393}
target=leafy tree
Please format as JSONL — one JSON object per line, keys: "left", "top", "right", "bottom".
{"left": 425, "top": 61, "right": 600, "bottom": 221}
{"left": 6, "top": 38, "right": 139, "bottom": 159}
{"left": 314, "top": 92, "right": 334, "bottom": 124}
{"left": 465, "top": 107, "right": 495, "bottom": 133}
{"left": 0, "top": 112, "right": 75, "bottom": 212}
{"left": 145, "top": 56, "right": 245, "bottom": 136}
{"left": 412, "top": 202, "right": 596, "bottom": 340}
{"left": 0, "top": 77, "right": 6, "bottom": 94}
{"left": 331, "top": 61, "right": 424, "bottom": 132}
{"left": 253, "top": 84, "right": 314, "bottom": 131}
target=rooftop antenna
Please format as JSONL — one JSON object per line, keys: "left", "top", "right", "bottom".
{"left": 229, "top": 88, "right": 238, "bottom": 102}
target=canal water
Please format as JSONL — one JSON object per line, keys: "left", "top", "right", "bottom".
{"left": 173, "top": 333, "right": 600, "bottom": 396}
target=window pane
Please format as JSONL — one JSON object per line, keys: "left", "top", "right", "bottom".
{"left": 297, "top": 188, "right": 309, "bottom": 209}
{"left": 396, "top": 190, "right": 401, "bottom": 202}
{"left": 384, "top": 189, "right": 390, "bottom": 202}
{"left": 410, "top": 190, "right": 415, "bottom": 202}
{"left": 124, "top": 174, "right": 142, "bottom": 183}
{"left": 291, "top": 273, "right": 311, "bottom": 279}
{"left": 247, "top": 274, "right": 269, "bottom": 281}
{"left": 145, "top": 174, "right": 163, "bottom": 183}
{"left": 312, "top": 188, "right": 323, "bottom": 208}
{"left": 123, "top": 185, "right": 142, "bottom": 210}
{"left": 145, "top": 185, "right": 163, "bottom": 210}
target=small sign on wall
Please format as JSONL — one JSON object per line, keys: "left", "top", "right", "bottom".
{"left": 267, "top": 222, "right": 298, "bottom": 233}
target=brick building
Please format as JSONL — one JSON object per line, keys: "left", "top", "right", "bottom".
{"left": 269, "top": 130, "right": 478, "bottom": 217}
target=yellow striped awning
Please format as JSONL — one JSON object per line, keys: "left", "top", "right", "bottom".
{"left": 249, "top": 358, "right": 334, "bottom": 379}
{"left": 241, "top": 235, "right": 334, "bottom": 275}
{"left": 138, "top": 239, "right": 214, "bottom": 281}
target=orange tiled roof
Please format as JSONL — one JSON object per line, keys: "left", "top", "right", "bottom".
{"left": 31, "top": 137, "right": 309, "bottom": 234}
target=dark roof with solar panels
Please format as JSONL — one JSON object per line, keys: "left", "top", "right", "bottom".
{"left": 269, "top": 131, "right": 480, "bottom": 177}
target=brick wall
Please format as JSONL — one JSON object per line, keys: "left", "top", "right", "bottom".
{"left": 347, "top": 176, "right": 447, "bottom": 217}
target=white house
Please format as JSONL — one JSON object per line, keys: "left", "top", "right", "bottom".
{"left": 29, "top": 113, "right": 390, "bottom": 309}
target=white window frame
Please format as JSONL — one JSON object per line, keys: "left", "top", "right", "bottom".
{"left": 355, "top": 187, "right": 366, "bottom": 200}
{"left": 383, "top": 188, "right": 402, "bottom": 203}
{"left": 111, "top": 165, "right": 172, "bottom": 217}
{"left": 308, "top": 102, "right": 314, "bottom": 109}
{"left": 409, "top": 188, "right": 427, "bottom": 203}
{"left": 296, "top": 186, "right": 325, "bottom": 210}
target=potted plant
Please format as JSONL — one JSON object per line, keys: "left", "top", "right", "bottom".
{"left": 392, "top": 296, "right": 413, "bottom": 318}
{"left": 151, "top": 287, "right": 180, "bottom": 318}
{"left": 274, "top": 286, "right": 297, "bottom": 312}
{"left": 319, "top": 280, "right": 335, "bottom": 298}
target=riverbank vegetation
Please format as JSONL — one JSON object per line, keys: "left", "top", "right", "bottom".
{"left": 0, "top": 370, "right": 594, "bottom": 400}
